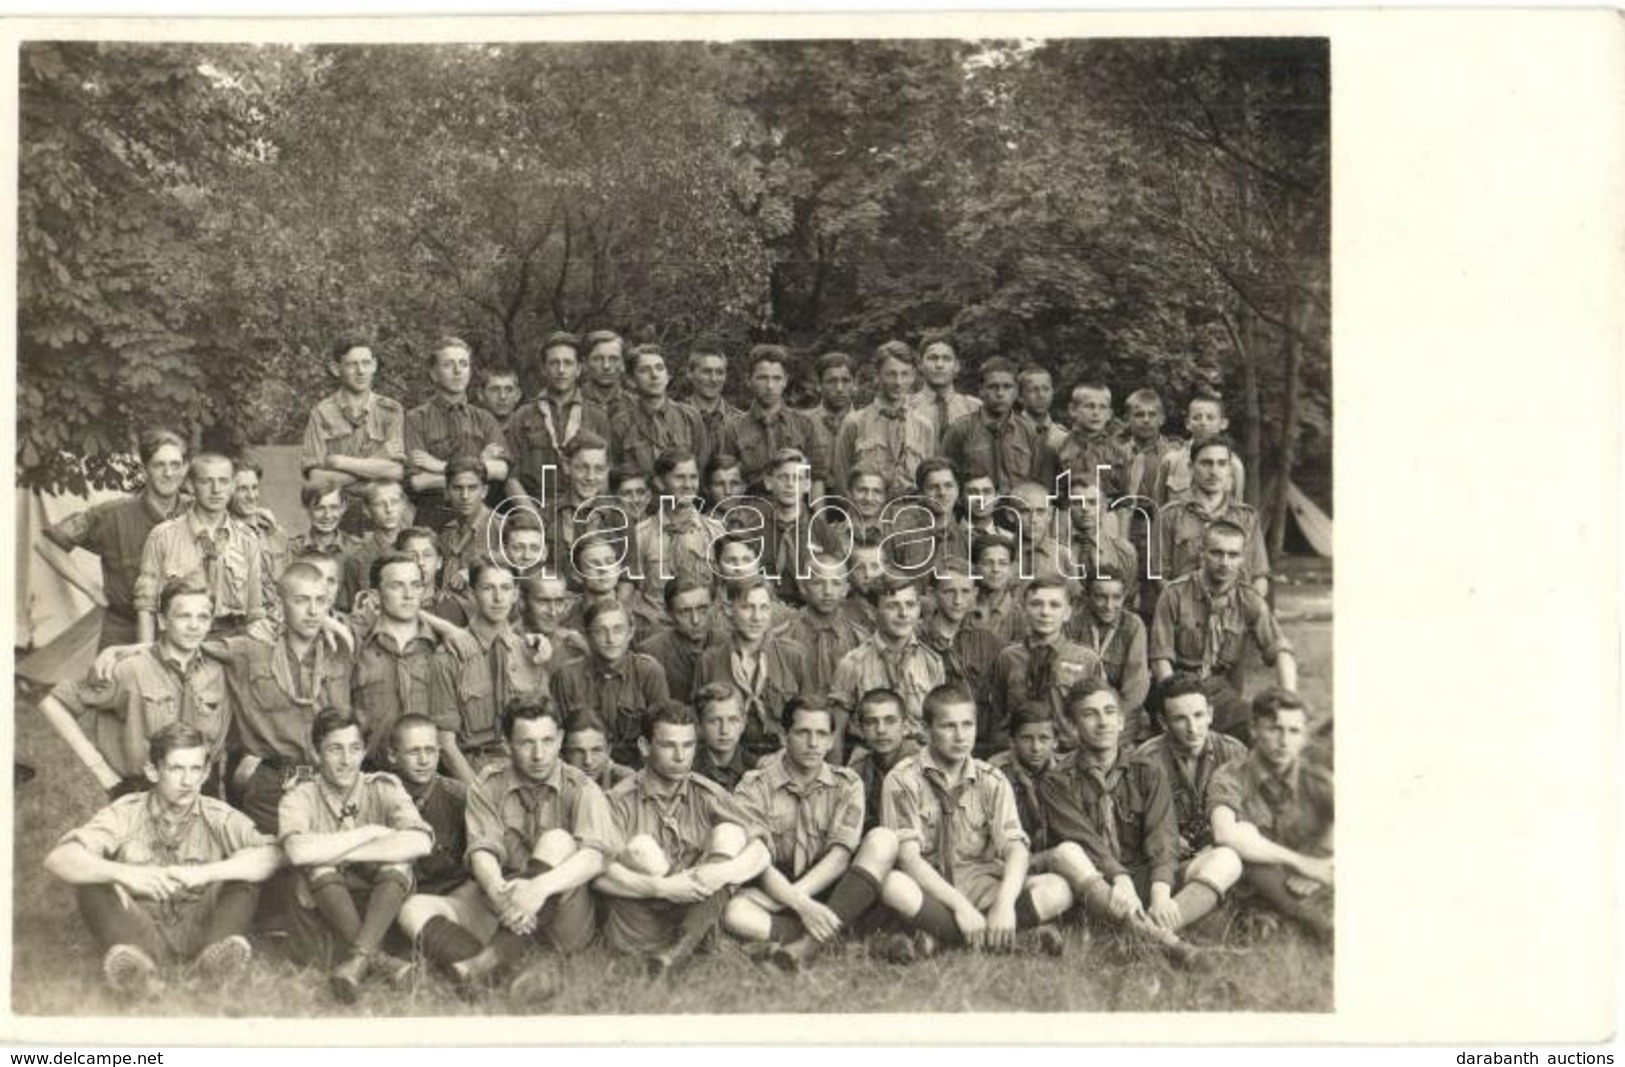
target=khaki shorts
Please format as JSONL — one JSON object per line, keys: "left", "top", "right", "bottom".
{"left": 444, "top": 879, "right": 598, "bottom": 955}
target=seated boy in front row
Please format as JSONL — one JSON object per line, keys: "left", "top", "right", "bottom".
{"left": 45, "top": 722, "right": 282, "bottom": 999}
{"left": 1208, "top": 688, "right": 1334, "bottom": 943}
{"left": 277, "top": 710, "right": 433, "bottom": 1003}
{"left": 723, "top": 697, "right": 899, "bottom": 972}
{"left": 594, "top": 701, "right": 772, "bottom": 979}
{"left": 874, "top": 684, "right": 1073, "bottom": 962}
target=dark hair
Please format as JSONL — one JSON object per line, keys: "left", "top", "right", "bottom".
{"left": 503, "top": 509, "right": 545, "bottom": 536}
{"left": 970, "top": 533, "right": 1014, "bottom": 564}
{"left": 780, "top": 695, "right": 834, "bottom": 732}
{"left": 431, "top": 336, "right": 473, "bottom": 365}
{"left": 723, "top": 575, "right": 773, "bottom": 606}
{"left": 139, "top": 428, "right": 189, "bottom": 466}
{"left": 1016, "top": 364, "right": 1052, "bottom": 387}
{"left": 1085, "top": 564, "right": 1126, "bottom": 588}
{"left": 814, "top": 351, "right": 852, "bottom": 378}
{"left": 1022, "top": 574, "right": 1072, "bottom": 602}
{"left": 653, "top": 450, "right": 698, "bottom": 483}
{"left": 922, "top": 683, "right": 977, "bottom": 727}
{"left": 1190, "top": 433, "right": 1237, "bottom": 465}
{"left": 704, "top": 452, "right": 743, "bottom": 486}
{"left": 1148, "top": 672, "right": 1210, "bottom": 722}
{"left": 390, "top": 713, "right": 439, "bottom": 748}
{"left": 563, "top": 430, "right": 609, "bottom": 460}
{"left": 914, "top": 456, "right": 958, "bottom": 494}
{"left": 502, "top": 693, "right": 562, "bottom": 742}
{"left": 563, "top": 711, "right": 610, "bottom": 738}
{"left": 1063, "top": 678, "right": 1120, "bottom": 720}
{"left": 370, "top": 550, "right": 422, "bottom": 590}
{"left": 625, "top": 342, "right": 665, "bottom": 375}
{"left": 747, "top": 344, "right": 791, "bottom": 373}
{"left": 394, "top": 526, "right": 439, "bottom": 554}
{"left": 301, "top": 475, "right": 346, "bottom": 511}
{"left": 980, "top": 357, "right": 1017, "bottom": 382}
{"left": 663, "top": 575, "right": 711, "bottom": 611}
{"left": 642, "top": 699, "right": 697, "bottom": 740}
{"left": 329, "top": 333, "right": 372, "bottom": 363}
{"left": 312, "top": 709, "right": 364, "bottom": 751}
{"left": 1203, "top": 519, "right": 1250, "bottom": 547}
{"left": 870, "top": 574, "right": 921, "bottom": 607}
{"left": 570, "top": 530, "right": 621, "bottom": 573}
{"left": 918, "top": 330, "right": 956, "bottom": 355}
{"left": 930, "top": 557, "right": 975, "bottom": 586}
{"left": 1009, "top": 701, "right": 1056, "bottom": 735}
{"left": 581, "top": 598, "right": 630, "bottom": 636}
{"left": 541, "top": 330, "right": 581, "bottom": 356}
{"left": 158, "top": 577, "right": 212, "bottom": 617}
{"left": 445, "top": 454, "right": 489, "bottom": 484}
{"left": 233, "top": 455, "right": 264, "bottom": 481}
{"left": 148, "top": 721, "right": 209, "bottom": 766}
{"left": 1251, "top": 687, "right": 1308, "bottom": 724}
{"left": 856, "top": 687, "right": 905, "bottom": 724}
{"left": 467, "top": 555, "right": 516, "bottom": 591}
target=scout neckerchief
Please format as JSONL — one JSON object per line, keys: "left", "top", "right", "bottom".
{"left": 146, "top": 792, "right": 207, "bottom": 919}
{"left": 934, "top": 392, "right": 950, "bottom": 441}
{"left": 153, "top": 641, "right": 205, "bottom": 728}
{"left": 921, "top": 756, "right": 971, "bottom": 885}
{"left": 755, "top": 404, "right": 785, "bottom": 456}
{"left": 1196, "top": 576, "right": 1244, "bottom": 677}
{"left": 731, "top": 643, "right": 774, "bottom": 738}
{"left": 1080, "top": 752, "right": 1125, "bottom": 864}
{"left": 1081, "top": 614, "right": 1118, "bottom": 662}
{"left": 1024, "top": 635, "right": 1060, "bottom": 702}
{"left": 273, "top": 632, "right": 326, "bottom": 709}
{"left": 537, "top": 394, "right": 584, "bottom": 456}
{"left": 778, "top": 758, "right": 832, "bottom": 878}
{"left": 317, "top": 774, "right": 366, "bottom": 827}
{"left": 435, "top": 392, "right": 478, "bottom": 442}
{"left": 921, "top": 620, "right": 966, "bottom": 687}
{"left": 801, "top": 610, "right": 848, "bottom": 683}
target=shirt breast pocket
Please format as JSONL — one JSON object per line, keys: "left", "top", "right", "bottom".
{"left": 137, "top": 688, "right": 180, "bottom": 733}
{"left": 191, "top": 695, "right": 226, "bottom": 746}
{"left": 247, "top": 664, "right": 288, "bottom": 712}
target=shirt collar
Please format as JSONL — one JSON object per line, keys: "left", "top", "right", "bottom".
{"left": 432, "top": 391, "right": 471, "bottom": 413}
{"left": 368, "top": 620, "right": 437, "bottom": 655}
{"left": 763, "top": 750, "right": 836, "bottom": 793}
{"left": 185, "top": 507, "right": 232, "bottom": 539}
{"left": 591, "top": 653, "right": 629, "bottom": 681}
{"left": 510, "top": 760, "right": 564, "bottom": 798}
{"left": 920, "top": 745, "right": 978, "bottom": 785}
{"left": 468, "top": 616, "right": 517, "bottom": 650}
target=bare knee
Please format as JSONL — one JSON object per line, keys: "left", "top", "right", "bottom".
{"left": 622, "top": 835, "right": 671, "bottom": 876}
{"left": 1192, "top": 846, "right": 1243, "bottom": 891}
{"left": 721, "top": 895, "right": 770, "bottom": 940}
{"left": 855, "top": 827, "right": 898, "bottom": 873}
{"left": 1026, "top": 873, "right": 1074, "bottom": 920}
{"left": 533, "top": 828, "right": 578, "bottom": 867}
{"left": 396, "top": 894, "right": 449, "bottom": 937}
{"left": 1048, "top": 842, "right": 1099, "bottom": 886}
{"left": 707, "top": 822, "right": 748, "bottom": 860}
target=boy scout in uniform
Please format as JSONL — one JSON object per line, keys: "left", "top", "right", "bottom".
{"left": 968, "top": 534, "right": 1024, "bottom": 645}
{"left": 289, "top": 476, "right": 361, "bottom": 610}
{"left": 438, "top": 455, "right": 500, "bottom": 582}
{"left": 724, "top": 697, "right": 901, "bottom": 972}
{"left": 341, "top": 479, "right": 411, "bottom": 607}
{"left": 846, "top": 688, "right": 919, "bottom": 834}
{"left": 989, "top": 703, "right": 1063, "bottom": 852}
{"left": 581, "top": 328, "right": 630, "bottom": 418}
{"left": 1016, "top": 364, "right": 1067, "bottom": 454}
{"left": 1039, "top": 681, "right": 1241, "bottom": 968}
{"left": 1208, "top": 688, "right": 1334, "bottom": 943}
{"left": 921, "top": 560, "right": 1004, "bottom": 711}
{"left": 716, "top": 344, "right": 828, "bottom": 500}
{"left": 984, "top": 576, "right": 1107, "bottom": 755}
{"left": 831, "top": 340, "right": 935, "bottom": 497}
{"left": 403, "top": 337, "right": 510, "bottom": 532}
{"left": 1133, "top": 673, "right": 1249, "bottom": 863}
{"left": 278, "top": 710, "right": 433, "bottom": 1002}
{"left": 134, "top": 452, "right": 269, "bottom": 643}
{"left": 1150, "top": 521, "right": 1298, "bottom": 742}
{"left": 684, "top": 344, "right": 741, "bottom": 446}
{"left": 828, "top": 578, "right": 946, "bottom": 748}
{"left": 787, "top": 551, "right": 871, "bottom": 700}
{"left": 550, "top": 598, "right": 671, "bottom": 768}
{"left": 1157, "top": 434, "right": 1270, "bottom": 597}
{"left": 691, "top": 578, "right": 810, "bottom": 763}
{"left": 39, "top": 579, "right": 228, "bottom": 799}
{"left": 802, "top": 350, "right": 856, "bottom": 447}
{"left": 478, "top": 367, "right": 525, "bottom": 430}
{"left": 876, "top": 684, "right": 1072, "bottom": 962}
{"left": 637, "top": 578, "right": 717, "bottom": 702}
{"left": 39, "top": 428, "right": 187, "bottom": 651}
{"left": 1056, "top": 382, "right": 1131, "bottom": 502}
{"left": 596, "top": 703, "right": 772, "bottom": 978}
{"left": 386, "top": 714, "right": 470, "bottom": 899}
{"left": 397, "top": 699, "right": 621, "bottom": 995}
{"left": 503, "top": 331, "right": 614, "bottom": 505}
{"left": 1068, "top": 566, "right": 1152, "bottom": 746}
{"left": 1152, "top": 394, "right": 1246, "bottom": 508}
{"left": 428, "top": 557, "right": 548, "bottom": 784}
{"left": 686, "top": 687, "right": 748, "bottom": 789}
{"left": 300, "top": 336, "right": 408, "bottom": 531}
{"left": 619, "top": 344, "right": 713, "bottom": 479}
{"left": 562, "top": 712, "right": 637, "bottom": 792}
{"left": 909, "top": 332, "right": 981, "bottom": 447}
{"left": 941, "top": 358, "right": 1047, "bottom": 495}
{"left": 44, "top": 723, "right": 282, "bottom": 999}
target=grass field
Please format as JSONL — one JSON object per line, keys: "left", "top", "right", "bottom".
{"left": 9, "top": 611, "right": 1333, "bottom": 1019}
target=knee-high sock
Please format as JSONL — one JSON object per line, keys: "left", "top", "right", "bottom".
{"left": 356, "top": 878, "right": 411, "bottom": 955}
{"left": 1247, "top": 865, "right": 1332, "bottom": 937}
{"left": 826, "top": 866, "right": 881, "bottom": 926}
{"left": 74, "top": 884, "right": 167, "bottom": 961}
{"left": 767, "top": 913, "right": 804, "bottom": 943}
{"left": 904, "top": 895, "right": 966, "bottom": 945}
{"left": 1013, "top": 889, "right": 1042, "bottom": 930}
{"left": 311, "top": 880, "right": 363, "bottom": 947}
{"left": 676, "top": 890, "right": 728, "bottom": 952}
{"left": 202, "top": 881, "right": 261, "bottom": 945}
{"left": 489, "top": 927, "right": 532, "bottom": 967}
{"left": 419, "top": 916, "right": 484, "bottom": 967}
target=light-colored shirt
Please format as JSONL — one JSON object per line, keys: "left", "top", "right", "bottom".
{"left": 465, "top": 761, "right": 621, "bottom": 873}
{"left": 134, "top": 509, "right": 265, "bottom": 622}
{"left": 735, "top": 752, "right": 865, "bottom": 878}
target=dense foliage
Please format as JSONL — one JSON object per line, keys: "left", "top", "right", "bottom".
{"left": 18, "top": 38, "right": 1328, "bottom": 543}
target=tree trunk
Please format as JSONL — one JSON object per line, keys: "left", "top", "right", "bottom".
{"left": 1223, "top": 309, "right": 1265, "bottom": 510}
{"left": 1267, "top": 302, "right": 1307, "bottom": 559}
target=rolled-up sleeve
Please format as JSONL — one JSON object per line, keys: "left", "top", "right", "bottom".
{"left": 879, "top": 770, "right": 922, "bottom": 848}
{"left": 983, "top": 772, "right": 1030, "bottom": 859}
{"left": 569, "top": 778, "right": 624, "bottom": 858}
{"left": 463, "top": 778, "right": 509, "bottom": 866}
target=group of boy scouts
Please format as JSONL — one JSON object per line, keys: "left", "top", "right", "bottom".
{"left": 32, "top": 327, "right": 1332, "bottom": 1006}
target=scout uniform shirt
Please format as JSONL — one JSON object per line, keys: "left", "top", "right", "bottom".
{"left": 735, "top": 752, "right": 865, "bottom": 879}
{"left": 988, "top": 750, "right": 1059, "bottom": 853}
{"left": 831, "top": 401, "right": 936, "bottom": 496}
{"left": 353, "top": 619, "right": 463, "bottom": 765}
{"left": 280, "top": 770, "right": 433, "bottom": 896}
{"left": 919, "top": 618, "right": 1004, "bottom": 710}
{"left": 133, "top": 508, "right": 265, "bottom": 628}
{"left": 60, "top": 791, "right": 273, "bottom": 957}
{"left": 218, "top": 633, "right": 354, "bottom": 766}
{"left": 637, "top": 628, "right": 711, "bottom": 707}
{"left": 341, "top": 529, "right": 401, "bottom": 606}
{"left": 439, "top": 502, "right": 499, "bottom": 580}
{"left": 691, "top": 635, "right": 810, "bottom": 761}
{"left": 428, "top": 617, "right": 547, "bottom": 754}
{"left": 404, "top": 392, "right": 507, "bottom": 530}
{"left": 300, "top": 390, "right": 408, "bottom": 480}
{"left": 829, "top": 633, "right": 947, "bottom": 743}
{"left": 847, "top": 741, "right": 919, "bottom": 833}
{"left": 1148, "top": 574, "right": 1293, "bottom": 681}
{"left": 45, "top": 490, "right": 179, "bottom": 648}
{"left": 691, "top": 396, "right": 741, "bottom": 450}
{"left": 503, "top": 393, "right": 614, "bottom": 501}
{"left": 800, "top": 402, "right": 852, "bottom": 457}
{"left": 985, "top": 636, "right": 1107, "bottom": 754}
{"left": 607, "top": 769, "right": 764, "bottom": 875}
{"left": 633, "top": 508, "right": 725, "bottom": 612}
{"left": 692, "top": 746, "right": 753, "bottom": 793}
{"left": 880, "top": 748, "right": 1029, "bottom": 909}
{"left": 941, "top": 408, "right": 1046, "bottom": 494}
{"left": 1205, "top": 750, "right": 1334, "bottom": 855}
{"left": 52, "top": 644, "right": 229, "bottom": 781}
{"left": 1038, "top": 745, "right": 1181, "bottom": 890}
{"left": 716, "top": 403, "right": 829, "bottom": 493}
{"left": 465, "top": 760, "right": 622, "bottom": 876}
{"left": 619, "top": 397, "right": 713, "bottom": 481}
{"left": 787, "top": 607, "right": 870, "bottom": 696}
{"left": 908, "top": 387, "right": 981, "bottom": 448}
{"left": 1067, "top": 611, "right": 1152, "bottom": 721}
{"left": 1133, "top": 731, "right": 1248, "bottom": 857}
{"left": 1157, "top": 495, "right": 1270, "bottom": 585}
{"left": 1057, "top": 429, "right": 1132, "bottom": 501}
{"left": 550, "top": 650, "right": 671, "bottom": 768}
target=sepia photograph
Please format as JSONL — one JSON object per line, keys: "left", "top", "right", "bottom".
{"left": 12, "top": 29, "right": 1335, "bottom": 1023}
